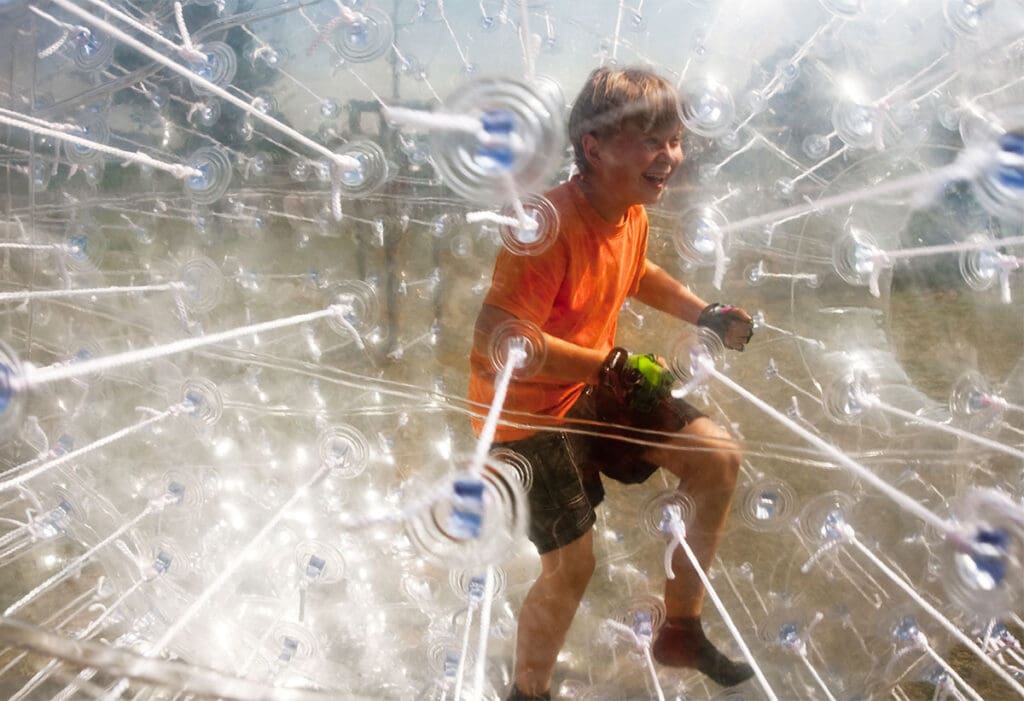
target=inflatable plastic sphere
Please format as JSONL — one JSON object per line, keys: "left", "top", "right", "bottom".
{"left": 1, "top": 0, "right": 1023, "bottom": 699}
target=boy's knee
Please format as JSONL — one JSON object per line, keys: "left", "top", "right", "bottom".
{"left": 700, "top": 426, "right": 741, "bottom": 481}
{"left": 716, "top": 446, "right": 741, "bottom": 489}
{"left": 688, "top": 433, "right": 741, "bottom": 491}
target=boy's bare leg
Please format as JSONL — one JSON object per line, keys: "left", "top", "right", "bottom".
{"left": 640, "top": 416, "right": 752, "bottom": 686}
{"left": 642, "top": 417, "right": 740, "bottom": 617}
{"left": 514, "top": 530, "right": 596, "bottom": 696}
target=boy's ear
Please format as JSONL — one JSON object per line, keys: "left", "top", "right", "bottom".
{"left": 581, "top": 132, "right": 602, "bottom": 170}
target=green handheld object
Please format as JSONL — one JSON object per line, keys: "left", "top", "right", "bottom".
{"left": 626, "top": 353, "right": 673, "bottom": 407}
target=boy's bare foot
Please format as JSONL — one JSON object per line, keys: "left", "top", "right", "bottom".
{"left": 652, "top": 617, "right": 754, "bottom": 687}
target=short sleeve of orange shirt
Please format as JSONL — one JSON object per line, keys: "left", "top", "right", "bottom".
{"left": 468, "top": 175, "right": 649, "bottom": 442}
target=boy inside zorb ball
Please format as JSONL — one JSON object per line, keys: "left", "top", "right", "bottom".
{"left": 468, "top": 67, "right": 756, "bottom": 700}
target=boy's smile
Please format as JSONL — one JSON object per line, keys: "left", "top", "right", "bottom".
{"left": 580, "top": 122, "right": 684, "bottom": 223}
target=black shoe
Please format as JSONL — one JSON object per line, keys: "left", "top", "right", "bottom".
{"left": 652, "top": 617, "right": 754, "bottom": 687}
{"left": 506, "top": 684, "right": 551, "bottom": 701}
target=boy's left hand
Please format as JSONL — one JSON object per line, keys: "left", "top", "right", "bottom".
{"left": 697, "top": 303, "right": 754, "bottom": 351}
{"left": 598, "top": 348, "right": 673, "bottom": 415}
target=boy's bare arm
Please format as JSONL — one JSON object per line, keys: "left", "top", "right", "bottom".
{"left": 633, "top": 259, "right": 708, "bottom": 324}
{"left": 473, "top": 303, "right": 606, "bottom": 385}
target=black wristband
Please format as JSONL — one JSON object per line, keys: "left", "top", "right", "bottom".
{"left": 599, "top": 346, "right": 629, "bottom": 382}
{"left": 697, "top": 303, "right": 723, "bottom": 326}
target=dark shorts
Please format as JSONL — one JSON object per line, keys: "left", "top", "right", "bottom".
{"left": 492, "top": 389, "right": 706, "bottom": 555}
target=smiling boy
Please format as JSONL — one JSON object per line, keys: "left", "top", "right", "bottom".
{"left": 468, "top": 67, "right": 755, "bottom": 699}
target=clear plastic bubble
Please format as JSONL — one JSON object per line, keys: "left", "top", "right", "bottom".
{"left": 192, "top": 100, "right": 222, "bottom": 128}
{"left": 942, "top": 490, "right": 1024, "bottom": 619}
{"left": 498, "top": 194, "right": 559, "bottom": 256}
{"left": 181, "top": 377, "right": 223, "bottom": 427}
{"left": 697, "top": 162, "right": 720, "bottom": 183}
{"left": 431, "top": 78, "right": 564, "bottom": 204}
{"left": 153, "top": 470, "right": 206, "bottom": 513}
{"left": 63, "top": 224, "right": 106, "bottom": 271}
{"left": 958, "top": 234, "right": 1003, "bottom": 291}
{"left": 449, "top": 566, "right": 506, "bottom": 602}
{"left": 973, "top": 130, "right": 1024, "bottom": 221}
{"left": 244, "top": 41, "right": 281, "bottom": 69}
{"left": 673, "top": 205, "right": 728, "bottom": 267}
{"left": 8, "top": 2, "right": 1024, "bottom": 697}
{"left": 802, "top": 133, "right": 831, "bottom": 160}
{"left": 640, "top": 489, "right": 696, "bottom": 539}
{"left": 773, "top": 177, "right": 795, "bottom": 198}
{"left": 757, "top": 608, "right": 810, "bottom": 657}
{"left": 486, "top": 317, "right": 547, "bottom": 378}
{"left": 326, "top": 279, "right": 380, "bottom": 339}
{"left": 832, "top": 100, "right": 880, "bottom": 149}
{"left": 746, "top": 89, "right": 767, "bottom": 115}
{"left": 335, "top": 6, "right": 393, "bottom": 63}
{"left": 150, "top": 542, "right": 183, "bottom": 577}
{"left": 739, "top": 477, "right": 798, "bottom": 533}
{"left": 797, "top": 491, "right": 857, "bottom": 545}
{"left": 819, "top": 0, "right": 863, "bottom": 18}
{"left": 289, "top": 157, "right": 312, "bottom": 182}
{"left": 317, "top": 424, "right": 370, "bottom": 478}
{"left": 320, "top": 98, "right": 341, "bottom": 119}
{"left": 404, "top": 457, "right": 527, "bottom": 568}
{"left": 616, "top": 595, "right": 665, "bottom": 644}
{"left": 744, "top": 261, "right": 766, "bottom": 286}
{"left": 183, "top": 146, "right": 233, "bottom": 205}
{"left": 832, "top": 227, "right": 883, "bottom": 288}
{"left": 71, "top": 29, "right": 114, "bottom": 73}
{"left": 668, "top": 326, "right": 725, "bottom": 386}
{"left": 717, "top": 130, "right": 741, "bottom": 151}
{"left": 189, "top": 42, "right": 238, "bottom": 95}
{"left": 943, "top": 0, "right": 989, "bottom": 36}
{"left": 822, "top": 369, "right": 875, "bottom": 424}
{"left": 63, "top": 113, "right": 109, "bottom": 165}
{"left": 294, "top": 540, "right": 346, "bottom": 584}
{"left": 530, "top": 74, "right": 567, "bottom": 118}
{"left": 177, "top": 256, "right": 224, "bottom": 313}
{"left": 28, "top": 158, "right": 51, "bottom": 191}
{"left": 250, "top": 94, "right": 278, "bottom": 116}
{"left": 398, "top": 132, "right": 432, "bottom": 170}
{"left": 0, "top": 341, "right": 25, "bottom": 443}
{"left": 451, "top": 234, "right": 474, "bottom": 258}
{"left": 267, "top": 621, "right": 319, "bottom": 664}
{"left": 334, "top": 140, "right": 390, "bottom": 198}
{"left": 487, "top": 448, "right": 533, "bottom": 492}
{"left": 679, "top": 78, "right": 736, "bottom": 138}
{"left": 242, "top": 151, "right": 272, "bottom": 180}
{"left": 949, "top": 371, "right": 1006, "bottom": 433}
{"left": 61, "top": 338, "right": 105, "bottom": 385}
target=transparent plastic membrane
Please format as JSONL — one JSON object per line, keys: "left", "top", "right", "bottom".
{"left": 1, "top": 0, "right": 1024, "bottom": 699}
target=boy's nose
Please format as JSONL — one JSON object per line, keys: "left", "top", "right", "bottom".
{"left": 659, "top": 144, "right": 683, "bottom": 166}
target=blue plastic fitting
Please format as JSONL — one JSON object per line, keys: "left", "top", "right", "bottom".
{"left": 448, "top": 478, "right": 485, "bottom": 539}
{"left": 997, "top": 131, "right": 1024, "bottom": 189}
{"left": 475, "top": 109, "right": 516, "bottom": 171}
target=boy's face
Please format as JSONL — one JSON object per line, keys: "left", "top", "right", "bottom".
{"left": 585, "top": 121, "right": 684, "bottom": 208}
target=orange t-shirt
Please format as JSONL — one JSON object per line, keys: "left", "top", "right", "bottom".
{"left": 468, "top": 176, "right": 649, "bottom": 442}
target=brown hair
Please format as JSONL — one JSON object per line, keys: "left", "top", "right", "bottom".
{"left": 568, "top": 67, "right": 681, "bottom": 174}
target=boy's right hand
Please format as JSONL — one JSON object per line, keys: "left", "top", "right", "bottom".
{"left": 697, "top": 303, "right": 754, "bottom": 351}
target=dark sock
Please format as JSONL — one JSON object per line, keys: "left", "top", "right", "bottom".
{"left": 652, "top": 616, "right": 754, "bottom": 687}
{"left": 506, "top": 684, "right": 551, "bottom": 701}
